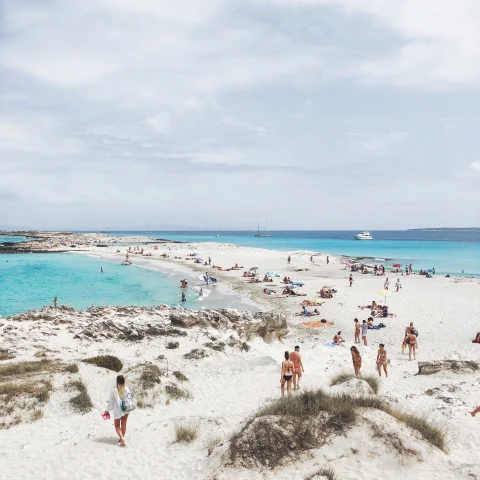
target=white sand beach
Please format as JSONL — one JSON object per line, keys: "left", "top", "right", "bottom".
{"left": 1, "top": 238, "right": 479, "bottom": 480}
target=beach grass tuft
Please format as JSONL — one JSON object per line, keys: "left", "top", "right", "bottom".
{"left": 304, "top": 468, "right": 337, "bottom": 480}
{"left": 239, "top": 342, "right": 250, "bottom": 352}
{"left": 166, "top": 341, "right": 180, "bottom": 349}
{"left": 0, "top": 359, "right": 64, "bottom": 378}
{"left": 0, "top": 349, "right": 15, "bottom": 361}
{"left": 65, "top": 364, "right": 79, "bottom": 374}
{"left": 66, "top": 379, "right": 93, "bottom": 414}
{"left": 204, "top": 432, "right": 224, "bottom": 453}
{"left": 174, "top": 419, "right": 200, "bottom": 443}
{"left": 330, "top": 372, "right": 380, "bottom": 394}
{"left": 139, "top": 364, "right": 162, "bottom": 389}
{"left": 83, "top": 355, "right": 123, "bottom": 372}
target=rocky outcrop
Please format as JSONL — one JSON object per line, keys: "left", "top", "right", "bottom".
{"left": 4, "top": 305, "right": 288, "bottom": 343}
{"left": 417, "top": 360, "right": 479, "bottom": 375}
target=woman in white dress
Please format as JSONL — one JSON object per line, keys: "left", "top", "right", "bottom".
{"left": 104, "top": 375, "right": 130, "bottom": 447}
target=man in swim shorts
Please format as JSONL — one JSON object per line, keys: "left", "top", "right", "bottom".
{"left": 290, "top": 346, "right": 304, "bottom": 391}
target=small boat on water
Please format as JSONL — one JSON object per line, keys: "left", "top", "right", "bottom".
{"left": 354, "top": 231, "right": 373, "bottom": 240}
{"left": 254, "top": 221, "right": 272, "bottom": 237}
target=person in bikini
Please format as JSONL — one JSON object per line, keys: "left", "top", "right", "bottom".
{"left": 280, "top": 351, "right": 294, "bottom": 397}
{"left": 350, "top": 346, "right": 362, "bottom": 376}
{"left": 354, "top": 318, "right": 360, "bottom": 343}
{"left": 376, "top": 343, "right": 388, "bottom": 377}
{"left": 402, "top": 322, "right": 414, "bottom": 352}
{"left": 333, "top": 331, "right": 345, "bottom": 344}
{"left": 407, "top": 330, "right": 418, "bottom": 361}
{"left": 290, "top": 346, "right": 304, "bottom": 391}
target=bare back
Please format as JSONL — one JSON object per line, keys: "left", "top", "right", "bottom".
{"left": 290, "top": 351, "right": 301, "bottom": 367}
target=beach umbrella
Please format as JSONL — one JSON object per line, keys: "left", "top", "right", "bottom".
{"left": 378, "top": 289, "right": 393, "bottom": 304}
{"left": 393, "top": 263, "right": 401, "bottom": 268}
{"left": 427, "top": 269, "right": 433, "bottom": 273}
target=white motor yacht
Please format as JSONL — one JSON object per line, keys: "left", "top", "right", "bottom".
{"left": 354, "top": 231, "right": 373, "bottom": 240}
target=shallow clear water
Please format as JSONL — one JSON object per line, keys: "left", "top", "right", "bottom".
{"left": 0, "top": 253, "right": 191, "bottom": 317}
{"left": 103, "top": 230, "right": 480, "bottom": 277}
{"left": 0, "top": 235, "right": 30, "bottom": 243}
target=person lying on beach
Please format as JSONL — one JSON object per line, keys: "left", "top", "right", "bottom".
{"left": 243, "top": 271, "right": 255, "bottom": 277}
{"left": 333, "top": 331, "right": 345, "bottom": 344}
{"left": 247, "top": 278, "right": 260, "bottom": 283}
{"left": 289, "top": 290, "right": 307, "bottom": 297}
{"left": 301, "top": 300, "right": 323, "bottom": 306}
{"left": 263, "top": 275, "right": 273, "bottom": 282}
{"left": 471, "top": 406, "right": 480, "bottom": 416}
{"left": 473, "top": 332, "right": 480, "bottom": 343}
{"left": 295, "top": 308, "right": 320, "bottom": 317}
{"left": 280, "top": 351, "right": 294, "bottom": 397}
{"left": 377, "top": 344, "right": 388, "bottom": 377}
{"left": 350, "top": 346, "right": 362, "bottom": 376}
{"left": 263, "top": 288, "right": 275, "bottom": 295}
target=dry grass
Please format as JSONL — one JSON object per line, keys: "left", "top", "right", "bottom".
{"left": 165, "top": 384, "right": 192, "bottom": 401}
{"left": 66, "top": 379, "right": 93, "bottom": 414}
{"left": 65, "top": 364, "right": 79, "bottom": 374}
{"left": 0, "top": 359, "right": 64, "bottom": 378}
{"left": 83, "top": 355, "right": 123, "bottom": 372}
{"left": 239, "top": 342, "right": 250, "bottom": 352}
{"left": 370, "top": 421, "right": 419, "bottom": 457}
{"left": 166, "top": 341, "right": 180, "bottom": 349}
{"left": 229, "top": 388, "right": 447, "bottom": 468}
{"left": 184, "top": 348, "right": 209, "bottom": 360}
{"left": 204, "top": 432, "right": 224, "bottom": 454}
{"left": 305, "top": 468, "right": 336, "bottom": 480}
{"left": 330, "top": 372, "right": 380, "bottom": 394}
{"left": 172, "top": 371, "right": 188, "bottom": 383}
{"left": 174, "top": 420, "right": 200, "bottom": 443}
{"left": 139, "top": 364, "right": 162, "bottom": 389}
{"left": 204, "top": 342, "right": 226, "bottom": 352}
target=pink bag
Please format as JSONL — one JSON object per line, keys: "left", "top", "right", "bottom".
{"left": 101, "top": 411, "right": 110, "bottom": 420}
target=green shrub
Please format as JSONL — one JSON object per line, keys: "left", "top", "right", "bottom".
{"left": 166, "top": 384, "right": 192, "bottom": 400}
{"left": 173, "top": 371, "right": 188, "bottom": 382}
{"left": 166, "top": 341, "right": 180, "bottom": 349}
{"left": 66, "top": 380, "right": 93, "bottom": 414}
{"left": 83, "top": 355, "right": 123, "bottom": 372}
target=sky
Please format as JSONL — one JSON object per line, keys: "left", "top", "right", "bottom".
{"left": 0, "top": 0, "right": 479, "bottom": 230}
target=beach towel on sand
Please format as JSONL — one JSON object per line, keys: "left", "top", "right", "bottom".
{"left": 301, "top": 320, "right": 332, "bottom": 328}
{"left": 324, "top": 342, "right": 340, "bottom": 347}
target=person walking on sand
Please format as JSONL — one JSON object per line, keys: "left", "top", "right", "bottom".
{"left": 471, "top": 406, "right": 480, "bottom": 417}
{"left": 103, "top": 375, "right": 130, "bottom": 447}
{"left": 402, "top": 322, "right": 415, "bottom": 352}
{"left": 205, "top": 272, "right": 209, "bottom": 285}
{"left": 354, "top": 318, "right": 360, "bottom": 343}
{"left": 350, "top": 346, "right": 362, "bottom": 376}
{"left": 290, "top": 345, "right": 304, "bottom": 391}
{"left": 361, "top": 320, "right": 368, "bottom": 346}
{"left": 395, "top": 278, "right": 402, "bottom": 292}
{"left": 384, "top": 277, "right": 389, "bottom": 290}
{"left": 208, "top": 257, "right": 211, "bottom": 265}
{"left": 407, "top": 330, "right": 418, "bottom": 361}
{"left": 280, "top": 351, "right": 294, "bottom": 397}
{"left": 409, "top": 264, "right": 413, "bottom": 274}
{"left": 349, "top": 274, "right": 353, "bottom": 287}
{"left": 326, "top": 255, "right": 329, "bottom": 265}
{"left": 376, "top": 344, "right": 388, "bottom": 377}
{"left": 53, "top": 296, "right": 58, "bottom": 308}
{"left": 287, "top": 255, "right": 291, "bottom": 264}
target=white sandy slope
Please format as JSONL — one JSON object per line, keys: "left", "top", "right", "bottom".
{"left": 1, "top": 240, "right": 479, "bottom": 480}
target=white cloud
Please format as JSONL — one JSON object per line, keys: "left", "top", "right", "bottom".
{"left": 145, "top": 112, "right": 173, "bottom": 134}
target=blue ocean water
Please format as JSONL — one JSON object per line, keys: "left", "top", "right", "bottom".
{"left": 0, "top": 236, "right": 30, "bottom": 243}
{"left": 0, "top": 253, "right": 192, "bottom": 317}
{"left": 102, "top": 230, "right": 480, "bottom": 277}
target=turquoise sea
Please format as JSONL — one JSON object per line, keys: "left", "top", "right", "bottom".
{"left": 2, "top": 230, "right": 478, "bottom": 317}
{"left": 105, "top": 230, "right": 480, "bottom": 277}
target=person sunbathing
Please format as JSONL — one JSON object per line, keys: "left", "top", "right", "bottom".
{"left": 263, "top": 288, "right": 275, "bottom": 295}
{"left": 472, "top": 332, "right": 480, "bottom": 343}
{"left": 333, "top": 331, "right": 345, "bottom": 344}
{"left": 248, "top": 278, "right": 260, "bottom": 283}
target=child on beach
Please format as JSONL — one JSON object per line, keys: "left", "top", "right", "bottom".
{"left": 104, "top": 375, "right": 131, "bottom": 447}
{"left": 376, "top": 344, "right": 388, "bottom": 377}
{"left": 350, "top": 346, "right": 362, "bottom": 376}
{"left": 280, "top": 352, "right": 294, "bottom": 397}
{"left": 354, "top": 318, "right": 360, "bottom": 343}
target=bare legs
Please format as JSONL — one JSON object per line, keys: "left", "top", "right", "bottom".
{"left": 281, "top": 378, "right": 292, "bottom": 397}
{"left": 355, "top": 332, "right": 360, "bottom": 344}
{"left": 114, "top": 414, "right": 129, "bottom": 447}
{"left": 293, "top": 369, "right": 302, "bottom": 390}
{"left": 408, "top": 344, "right": 416, "bottom": 361}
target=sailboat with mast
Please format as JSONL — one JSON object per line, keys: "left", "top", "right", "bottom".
{"left": 254, "top": 221, "right": 272, "bottom": 237}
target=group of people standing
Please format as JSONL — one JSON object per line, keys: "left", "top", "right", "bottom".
{"left": 280, "top": 346, "right": 305, "bottom": 397}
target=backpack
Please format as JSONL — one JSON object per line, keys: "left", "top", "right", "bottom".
{"left": 121, "top": 392, "right": 137, "bottom": 413}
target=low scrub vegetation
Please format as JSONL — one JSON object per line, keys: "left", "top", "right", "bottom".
{"left": 330, "top": 372, "right": 380, "bottom": 394}
{"left": 239, "top": 342, "right": 250, "bottom": 352}
{"left": 166, "top": 341, "right": 180, "bottom": 349}
{"left": 172, "top": 371, "right": 188, "bottom": 383}
{"left": 0, "top": 359, "right": 66, "bottom": 378}
{"left": 66, "top": 379, "right": 93, "bottom": 414}
{"left": 165, "top": 384, "right": 192, "bottom": 401}
{"left": 174, "top": 420, "right": 200, "bottom": 443}
{"left": 204, "top": 341, "right": 226, "bottom": 352}
{"left": 83, "top": 355, "right": 123, "bottom": 372}
{"left": 65, "top": 364, "right": 79, "bottom": 374}
{"left": 229, "top": 388, "right": 447, "bottom": 469}
{"left": 139, "top": 364, "right": 162, "bottom": 389}
{"left": 0, "top": 349, "right": 15, "bottom": 361}
{"left": 184, "top": 348, "right": 209, "bottom": 360}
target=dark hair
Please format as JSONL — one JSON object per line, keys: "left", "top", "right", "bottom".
{"left": 363, "top": 319, "right": 366, "bottom": 323}
{"left": 295, "top": 345, "right": 300, "bottom": 350}
{"left": 337, "top": 331, "right": 341, "bottom": 334}
{"left": 284, "top": 351, "right": 290, "bottom": 360}
{"left": 116, "top": 375, "right": 125, "bottom": 386}
{"left": 350, "top": 346, "right": 359, "bottom": 353}
{"left": 379, "top": 344, "right": 385, "bottom": 348}
{"left": 368, "top": 317, "right": 373, "bottom": 321}
{"left": 354, "top": 318, "right": 358, "bottom": 322}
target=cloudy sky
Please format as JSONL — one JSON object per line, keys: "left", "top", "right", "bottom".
{"left": 1, "top": 0, "right": 479, "bottom": 230}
